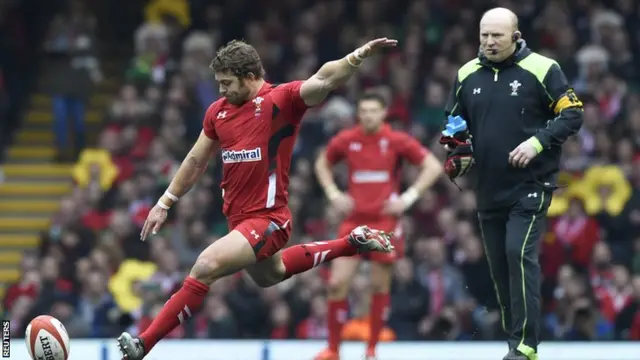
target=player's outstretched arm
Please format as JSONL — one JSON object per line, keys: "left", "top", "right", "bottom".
{"left": 299, "top": 38, "right": 397, "bottom": 106}
{"left": 140, "top": 131, "right": 218, "bottom": 240}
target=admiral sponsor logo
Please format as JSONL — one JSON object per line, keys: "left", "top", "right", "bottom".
{"left": 221, "top": 148, "right": 262, "bottom": 163}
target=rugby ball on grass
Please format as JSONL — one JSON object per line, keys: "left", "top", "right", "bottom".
{"left": 25, "top": 315, "right": 70, "bottom": 360}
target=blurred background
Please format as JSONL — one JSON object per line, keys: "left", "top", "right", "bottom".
{"left": 1, "top": 0, "right": 640, "bottom": 347}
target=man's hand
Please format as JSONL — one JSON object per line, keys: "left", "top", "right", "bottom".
{"left": 382, "top": 198, "right": 406, "bottom": 216}
{"left": 140, "top": 204, "right": 169, "bottom": 241}
{"left": 509, "top": 137, "right": 542, "bottom": 168}
{"left": 353, "top": 38, "right": 398, "bottom": 60}
{"left": 440, "top": 116, "right": 473, "bottom": 180}
{"left": 383, "top": 187, "right": 419, "bottom": 216}
{"left": 442, "top": 140, "right": 474, "bottom": 179}
{"left": 300, "top": 37, "right": 397, "bottom": 106}
{"left": 329, "top": 191, "right": 354, "bottom": 215}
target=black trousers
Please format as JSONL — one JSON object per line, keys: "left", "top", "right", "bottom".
{"left": 478, "top": 189, "right": 552, "bottom": 356}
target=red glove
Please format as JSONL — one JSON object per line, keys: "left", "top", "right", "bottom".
{"left": 439, "top": 135, "right": 474, "bottom": 179}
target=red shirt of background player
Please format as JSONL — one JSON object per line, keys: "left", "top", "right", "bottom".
{"left": 324, "top": 124, "right": 429, "bottom": 223}
{"left": 202, "top": 81, "right": 307, "bottom": 224}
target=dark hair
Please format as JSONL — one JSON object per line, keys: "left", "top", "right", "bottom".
{"left": 210, "top": 40, "right": 265, "bottom": 79}
{"left": 357, "top": 92, "right": 387, "bottom": 108}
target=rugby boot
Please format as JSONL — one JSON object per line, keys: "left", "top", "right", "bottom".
{"left": 117, "top": 332, "right": 146, "bottom": 360}
{"left": 348, "top": 226, "right": 394, "bottom": 253}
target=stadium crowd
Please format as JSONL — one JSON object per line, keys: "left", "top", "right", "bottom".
{"left": 4, "top": 0, "right": 640, "bottom": 344}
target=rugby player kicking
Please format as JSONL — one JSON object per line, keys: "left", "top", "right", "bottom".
{"left": 314, "top": 93, "right": 443, "bottom": 360}
{"left": 117, "top": 37, "right": 398, "bottom": 359}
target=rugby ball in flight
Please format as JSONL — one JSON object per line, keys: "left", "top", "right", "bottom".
{"left": 25, "top": 315, "right": 70, "bottom": 360}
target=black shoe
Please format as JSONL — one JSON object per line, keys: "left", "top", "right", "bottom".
{"left": 503, "top": 349, "right": 528, "bottom": 360}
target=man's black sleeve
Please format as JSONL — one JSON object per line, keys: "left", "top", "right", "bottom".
{"left": 533, "top": 63, "right": 584, "bottom": 150}
{"left": 443, "top": 74, "right": 468, "bottom": 124}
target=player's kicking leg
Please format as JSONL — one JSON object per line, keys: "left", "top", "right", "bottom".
{"left": 117, "top": 225, "right": 393, "bottom": 360}
{"left": 246, "top": 225, "right": 394, "bottom": 288}
{"left": 312, "top": 257, "right": 360, "bottom": 360}
{"left": 117, "top": 229, "right": 259, "bottom": 359}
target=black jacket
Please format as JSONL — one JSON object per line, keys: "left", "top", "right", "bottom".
{"left": 444, "top": 40, "right": 584, "bottom": 210}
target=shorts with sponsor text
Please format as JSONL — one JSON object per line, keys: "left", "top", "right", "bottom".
{"left": 337, "top": 217, "right": 404, "bottom": 264}
{"left": 230, "top": 207, "right": 292, "bottom": 261}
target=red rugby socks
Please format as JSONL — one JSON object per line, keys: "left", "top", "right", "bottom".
{"left": 139, "top": 276, "right": 208, "bottom": 352}
{"left": 368, "top": 292, "right": 390, "bottom": 353}
{"left": 281, "top": 237, "right": 358, "bottom": 278}
{"left": 327, "top": 299, "right": 349, "bottom": 352}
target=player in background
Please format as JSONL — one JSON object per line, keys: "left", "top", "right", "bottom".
{"left": 116, "top": 37, "right": 398, "bottom": 360}
{"left": 314, "top": 93, "right": 443, "bottom": 360}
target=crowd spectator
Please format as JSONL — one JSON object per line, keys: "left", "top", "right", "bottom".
{"left": 44, "top": 0, "right": 102, "bottom": 161}
{"left": 4, "top": 0, "right": 640, "bottom": 343}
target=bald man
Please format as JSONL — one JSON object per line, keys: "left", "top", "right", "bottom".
{"left": 441, "top": 7, "right": 583, "bottom": 360}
